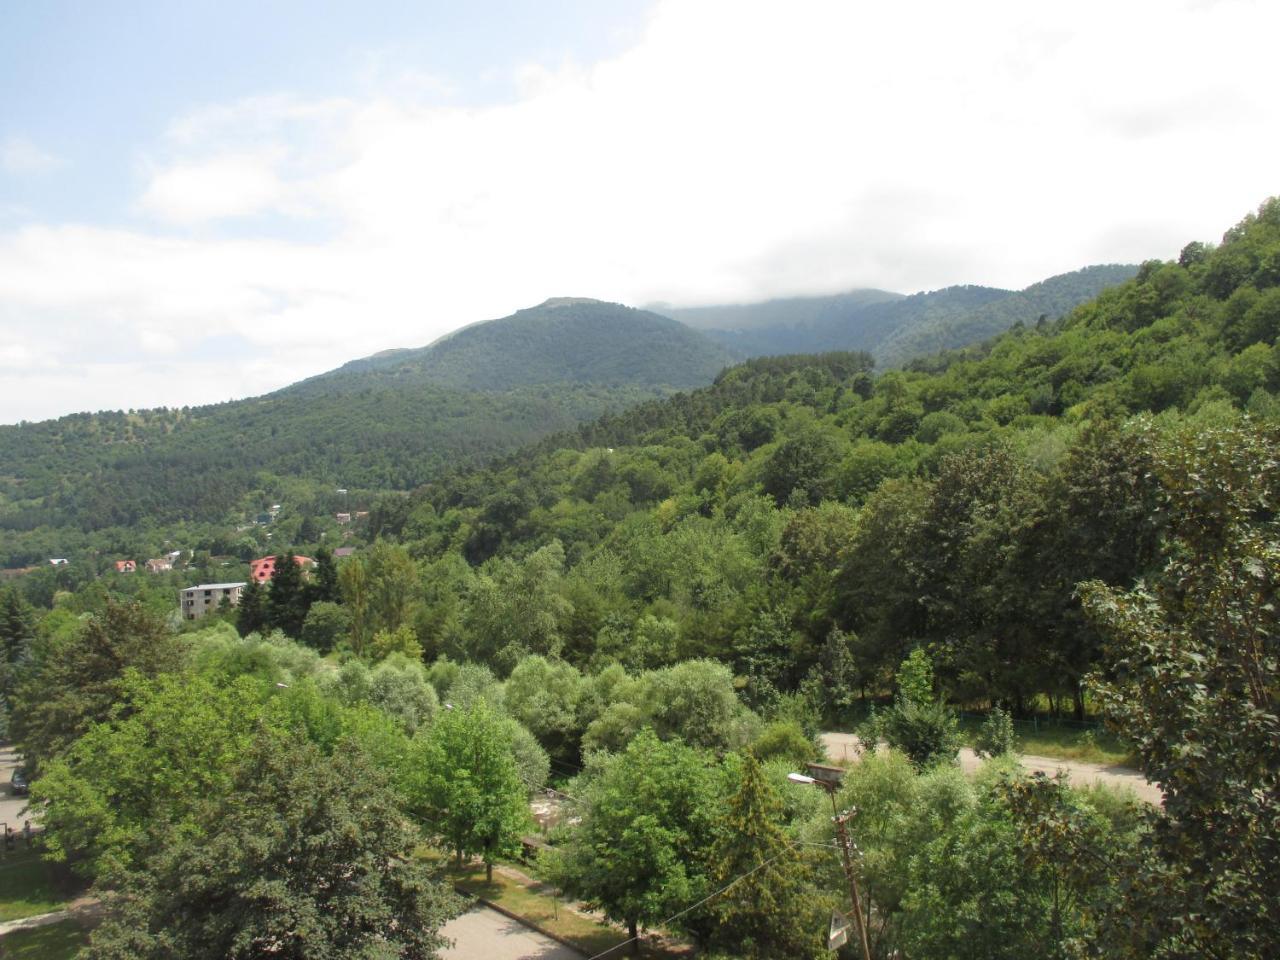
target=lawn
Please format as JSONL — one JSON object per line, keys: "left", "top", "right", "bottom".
{"left": 0, "top": 920, "right": 89, "bottom": 959}
{"left": 0, "top": 848, "right": 77, "bottom": 923}
{"left": 956, "top": 716, "right": 1133, "bottom": 766}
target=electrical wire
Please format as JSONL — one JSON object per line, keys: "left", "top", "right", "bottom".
{"left": 581, "top": 843, "right": 800, "bottom": 960}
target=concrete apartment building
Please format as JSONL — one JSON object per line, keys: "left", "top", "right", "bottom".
{"left": 179, "top": 582, "right": 247, "bottom": 621}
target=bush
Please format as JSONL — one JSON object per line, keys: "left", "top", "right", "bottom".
{"left": 876, "top": 699, "right": 962, "bottom": 768}
{"left": 751, "top": 719, "right": 819, "bottom": 767}
{"left": 975, "top": 707, "right": 1017, "bottom": 759}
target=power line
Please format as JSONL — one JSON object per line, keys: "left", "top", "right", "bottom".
{"left": 582, "top": 843, "right": 800, "bottom": 960}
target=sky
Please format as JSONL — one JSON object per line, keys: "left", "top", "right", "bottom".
{"left": 1, "top": 0, "right": 1278, "bottom": 424}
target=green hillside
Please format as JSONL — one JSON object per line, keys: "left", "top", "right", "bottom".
{"left": 873, "top": 263, "right": 1139, "bottom": 366}
{"left": 0, "top": 299, "right": 733, "bottom": 552}
{"left": 657, "top": 287, "right": 903, "bottom": 332}
{"left": 7, "top": 200, "right": 1278, "bottom": 960}
{"left": 369, "top": 199, "right": 1278, "bottom": 705}
{"left": 293, "top": 298, "right": 735, "bottom": 394}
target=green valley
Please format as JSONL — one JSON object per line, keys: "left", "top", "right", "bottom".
{"left": 3, "top": 199, "right": 1278, "bottom": 960}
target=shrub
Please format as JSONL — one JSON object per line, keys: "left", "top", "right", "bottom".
{"left": 878, "top": 699, "right": 961, "bottom": 768}
{"left": 751, "top": 719, "right": 819, "bottom": 767}
{"left": 975, "top": 707, "right": 1017, "bottom": 759}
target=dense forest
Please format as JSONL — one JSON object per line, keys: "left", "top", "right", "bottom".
{"left": 0, "top": 300, "right": 735, "bottom": 557}
{"left": 2, "top": 200, "right": 1277, "bottom": 959}
{"left": 0, "top": 269, "right": 1133, "bottom": 569}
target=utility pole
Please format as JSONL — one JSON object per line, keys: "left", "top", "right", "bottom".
{"left": 788, "top": 769, "right": 872, "bottom": 960}
{"left": 831, "top": 802, "right": 872, "bottom": 960}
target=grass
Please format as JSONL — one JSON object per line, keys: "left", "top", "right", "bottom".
{"left": 0, "top": 919, "right": 90, "bottom": 959}
{"left": 956, "top": 716, "right": 1133, "bottom": 766}
{"left": 444, "top": 861, "right": 688, "bottom": 959}
{"left": 0, "top": 848, "right": 77, "bottom": 923}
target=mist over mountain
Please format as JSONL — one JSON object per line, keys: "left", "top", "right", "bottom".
{"left": 654, "top": 264, "right": 1138, "bottom": 365}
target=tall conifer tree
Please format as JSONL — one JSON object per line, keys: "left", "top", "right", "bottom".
{"left": 702, "top": 753, "right": 822, "bottom": 959}
{"left": 236, "top": 578, "right": 267, "bottom": 637}
{"left": 267, "top": 552, "right": 308, "bottom": 638}
{"left": 309, "top": 545, "right": 341, "bottom": 604}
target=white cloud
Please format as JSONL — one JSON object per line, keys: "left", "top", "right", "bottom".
{"left": 140, "top": 152, "right": 287, "bottom": 223}
{"left": 2, "top": 0, "right": 1279, "bottom": 422}
{"left": 0, "top": 136, "right": 64, "bottom": 175}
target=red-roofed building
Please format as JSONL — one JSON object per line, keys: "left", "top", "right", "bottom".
{"left": 249, "top": 554, "right": 314, "bottom": 583}
{"left": 115, "top": 560, "right": 137, "bottom": 573}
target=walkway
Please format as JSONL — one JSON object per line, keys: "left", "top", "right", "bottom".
{"left": 442, "top": 904, "right": 583, "bottom": 960}
{"left": 0, "top": 898, "right": 99, "bottom": 937}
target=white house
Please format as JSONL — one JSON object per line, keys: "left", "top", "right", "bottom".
{"left": 179, "top": 582, "right": 247, "bottom": 621}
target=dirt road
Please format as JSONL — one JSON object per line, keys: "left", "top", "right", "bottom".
{"left": 820, "top": 731, "right": 1163, "bottom": 805}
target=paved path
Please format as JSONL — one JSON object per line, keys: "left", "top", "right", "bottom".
{"left": 0, "top": 745, "right": 31, "bottom": 831}
{"left": 441, "top": 905, "right": 583, "bottom": 960}
{"left": 820, "top": 731, "right": 1163, "bottom": 805}
{"left": 0, "top": 898, "right": 99, "bottom": 937}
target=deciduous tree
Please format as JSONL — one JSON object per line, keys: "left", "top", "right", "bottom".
{"left": 1080, "top": 419, "right": 1280, "bottom": 958}
{"left": 549, "top": 731, "right": 719, "bottom": 954}
{"left": 83, "top": 728, "right": 461, "bottom": 960}
{"left": 404, "top": 699, "right": 528, "bottom": 882}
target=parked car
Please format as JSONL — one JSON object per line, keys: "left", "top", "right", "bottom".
{"left": 9, "top": 767, "right": 28, "bottom": 796}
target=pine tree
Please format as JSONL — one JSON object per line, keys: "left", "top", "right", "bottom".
{"left": 702, "top": 753, "right": 822, "bottom": 959}
{"left": 0, "top": 588, "right": 35, "bottom": 700}
{"left": 236, "top": 578, "right": 267, "bottom": 637}
{"left": 0, "top": 588, "right": 35, "bottom": 665}
{"left": 309, "top": 545, "right": 341, "bottom": 604}
{"left": 266, "top": 552, "right": 308, "bottom": 638}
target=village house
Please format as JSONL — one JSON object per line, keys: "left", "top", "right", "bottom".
{"left": 146, "top": 557, "right": 172, "bottom": 573}
{"left": 115, "top": 560, "right": 137, "bottom": 573}
{"left": 179, "top": 582, "right": 247, "bottom": 621}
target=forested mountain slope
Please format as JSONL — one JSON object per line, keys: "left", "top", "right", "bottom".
{"left": 291, "top": 298, "right": 735, "bottom": 395}
{"left": 873, "top": 263, "right": 1140, "bottom": 365}
{"left": 373, "top": 199, "right": 1278, "bottom": 712}
{"left": 657, "top": 264, "right": 1137, "bottom": 365}
{"left": 657, "top": 288, "right": 903, "bottom": 332}
{"left": 0, "top": 299, "right": 733, "bottom": 542}
{"left": 7, "top": 201, "right": 1276, "bottom": 960}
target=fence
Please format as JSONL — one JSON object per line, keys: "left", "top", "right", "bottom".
{"left": 956, "top": 711, "right": 1105, "bottom": 734}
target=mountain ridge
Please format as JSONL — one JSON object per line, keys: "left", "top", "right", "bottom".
{"left": 289, "top": 298, "right": 734, "bottom": 396}
{"left": 653, "top": 264, "right": 1138, "bottom": 365}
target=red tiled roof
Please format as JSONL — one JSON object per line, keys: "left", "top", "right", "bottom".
{"left": 250, "top": 554, "right": 314, "bottom": 582}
